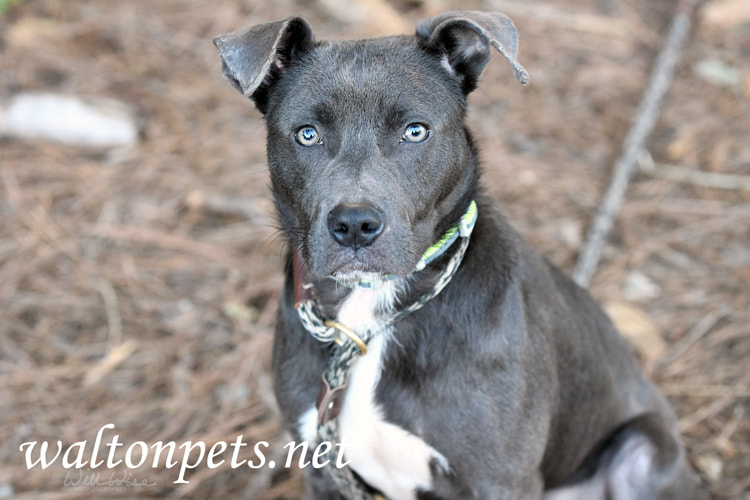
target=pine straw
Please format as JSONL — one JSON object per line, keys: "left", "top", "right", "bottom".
{"left": 1, "top": 0, "right": 748, "bottom": 498}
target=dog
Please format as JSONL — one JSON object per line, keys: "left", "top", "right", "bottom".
{"left": 214, "top": 11, "right": 704, "bottom": 500}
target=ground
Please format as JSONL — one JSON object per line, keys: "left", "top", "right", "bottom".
{"left": 0, "top": 0, "right": 748, "bottom": 498}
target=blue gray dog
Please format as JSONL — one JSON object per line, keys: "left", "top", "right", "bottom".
{"left": 214, "top": 11, "right": 703, "bottom": 500}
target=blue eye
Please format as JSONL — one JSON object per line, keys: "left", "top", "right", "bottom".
{"left": 295, "top": 126, "right": 321, "bottom": 146}
{"left": 402, "top": 123, "right": 429, "bottom": 143}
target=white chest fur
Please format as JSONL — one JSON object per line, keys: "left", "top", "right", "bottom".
{"left": 298, "top": 285, "right": 449, "bottom": 500}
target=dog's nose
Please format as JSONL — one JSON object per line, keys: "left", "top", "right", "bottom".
{"left": 327, "top": 203, "right": 384, "bottom": 248}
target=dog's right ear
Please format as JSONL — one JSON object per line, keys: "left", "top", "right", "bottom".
{"left": 417, "top": 11, "right": 529, "bottom": 94}
{"left": 213, "top": 17, "right": 314, "bottom": 113}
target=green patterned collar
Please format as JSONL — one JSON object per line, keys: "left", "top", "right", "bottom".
{"left": 340, "top": 200, "right": 478, "bottom": 289}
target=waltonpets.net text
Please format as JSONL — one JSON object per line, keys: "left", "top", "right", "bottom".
{"left": 19, "top": 424, "right": 349, "bottom": 484}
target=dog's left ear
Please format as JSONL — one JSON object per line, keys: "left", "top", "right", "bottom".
{"left": 417, "top": 10, "right": 529, "bottom": 94}
{"left": 213, "top": 17, "right": 314, "bottom": 112}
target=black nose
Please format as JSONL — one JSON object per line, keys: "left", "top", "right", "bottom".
{"left": 327, "top": 203, "right": 384, "bottom": 248}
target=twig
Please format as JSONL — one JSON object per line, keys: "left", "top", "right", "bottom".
{"left": 573, "top": 0, "right": 699, "bottom": 287}
{"left": 638, "top": 150, "right": 750, "bottom": 191}
{"left": 95, "top": 278, "right": 123, "bottom": 346}
{"left": 0, "top": 168, "right": 22, "bottom": 208}
{"left": 657, "top": 307, "right": 729, "bottom": 368}
{"left": 185, "top": 190, "right": 273, "bottom": 223}
{"left": 678, "top": 372, "right": 750, "bottom": 433}
{"left": 91, "top": 225, "right": 238, "bottom": 266}
{"left": 82, "top": 339, "right": 139, "bottom": 387}
{"left": 714, "top": 404, "right": 744, "bottom": 452}
{"left": 661, "top": 383, "right": 750, "bottom": 398}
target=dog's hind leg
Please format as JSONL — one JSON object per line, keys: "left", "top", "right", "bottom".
{"left": 545, "top": 415, "right": 704, "bottom": 500}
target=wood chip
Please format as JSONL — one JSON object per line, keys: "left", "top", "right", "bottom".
{"left": 83, "top": 339, "right": 139, "bottom": 387}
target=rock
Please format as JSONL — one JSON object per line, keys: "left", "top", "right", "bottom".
{"left": 693, "top": 59, "right": 743, "bottom": 90}
{"left": 721, "top": 241, "right": 750, "bottom": 268}
{"left": 0, "top": 484, "right": 13, "bottom": 499}
{"left": 623, "top": 270, "right": 661, "bottom": 302}
{"left": 556, "top": 219, "right": 582, "bottom": 250}
{"left": 695, "top": 453, "right": 723, "bottom": 482}
{"left": 222, "top": 301, "right": 259, "bottom": 323}
{"left": 518, "top": 169, "right": 538, "bottom": 186}
{"left": 0, "top": 93, "right": 139, "bottom": 148}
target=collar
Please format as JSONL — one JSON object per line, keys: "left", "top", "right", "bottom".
{"left": 293, "top": 200, "right": 478, "bottom": 344}
{"left": 292, "top": 201, "right": 477, "bottom": 500}
{"left": 415, "top": 199, "right": 478, "bottom": 271}
{"left": 344, "top": 200, "right": 477, "bottom": 289}
{"left": 295, "top": 200, "right": 478, "bottom": 294}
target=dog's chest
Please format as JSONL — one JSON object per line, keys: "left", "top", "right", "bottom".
{"left": 298, "top": 286, "right": 448, "bottom": 500}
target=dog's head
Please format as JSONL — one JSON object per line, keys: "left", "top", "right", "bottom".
{"left": 214, "top": 11, "right": 527, "bottom": 282}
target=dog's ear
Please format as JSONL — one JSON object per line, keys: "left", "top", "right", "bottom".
{"left": 417, "top": 11, "right": 529, "bottom": 94}
{"left": 213, "top": 17, "right": 314, "bottom": 112}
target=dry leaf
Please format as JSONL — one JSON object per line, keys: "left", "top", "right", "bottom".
{"left": 318, "top": 0, "right": 410, "bottom": 37}
{"left": 6, "top": 17, "right": 60, "bottom": 49}
{"left": 605, "top": 302, "right": 666, "bottom": 371}
{"left": 703, "top": 0, "right": 750, "bottom": 30}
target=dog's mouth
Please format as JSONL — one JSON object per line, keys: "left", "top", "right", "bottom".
{"left": 330, "top": 269, "right": 389, "bottom": 288}
{"left": 325, "top": 253, "right": 391, "bottom": 282}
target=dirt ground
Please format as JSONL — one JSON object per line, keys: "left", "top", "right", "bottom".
{"left": 0, "top": 0, "right": 748, "bottom": 498}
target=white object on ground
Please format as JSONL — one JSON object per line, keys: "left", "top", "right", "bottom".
{"left": 0, "top": 93, "right": 139, "bottom": 147}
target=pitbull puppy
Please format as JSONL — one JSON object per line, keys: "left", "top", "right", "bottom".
{"left": 214, "top": 11, "right": 703, "bottom": 500}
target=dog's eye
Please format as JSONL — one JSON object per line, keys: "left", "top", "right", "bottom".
{"left": 402, "top": 123, "right": 429, "bottom": 144}
{"left": 295, "top": 126, "right": 322, "bottom": 147}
